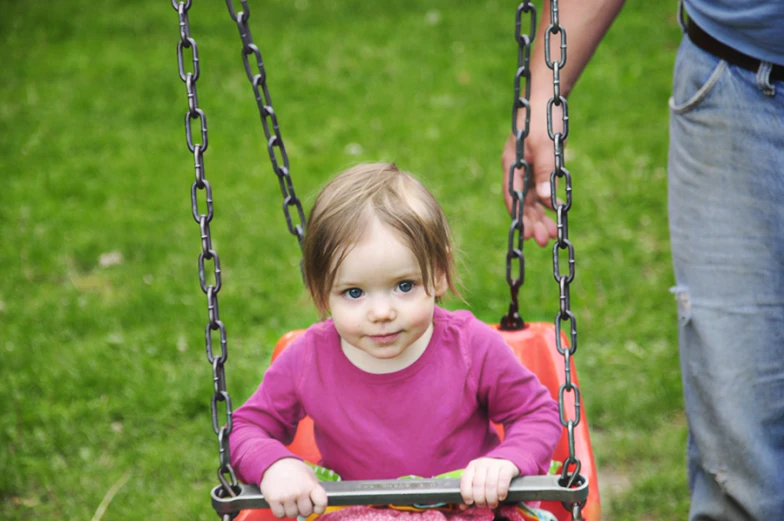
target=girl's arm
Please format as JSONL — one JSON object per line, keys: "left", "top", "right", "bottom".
{"left": 457, "top": 320, "right": 561, "bottom": 509}
{"left": 471, "top": 324, "right": 562, "bottom": 477}
{"left": 230, "top": 340, "right": 328, "bottom": 519}
{"left": 229, "top": 342, "right": 307, "bottom": 487}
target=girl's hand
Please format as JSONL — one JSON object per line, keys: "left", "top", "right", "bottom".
{"left": 260, "top": 458, "right": 328, "bottom": 519}
{"left": 459, "top": 457, "right": 520, "bottom": 510}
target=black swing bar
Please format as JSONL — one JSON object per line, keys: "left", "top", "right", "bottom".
{"left": 211, "top": 476, "right": 589, "bottom": 516}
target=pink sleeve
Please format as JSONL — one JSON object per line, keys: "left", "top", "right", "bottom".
{"left": 228, "top": 340, "right": 307, "bottom": 486}
{"left": 469, "top": 322, "right": 562, "bottom": 476}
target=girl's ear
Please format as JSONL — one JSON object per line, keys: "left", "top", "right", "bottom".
{"left": 433, "top": 271, "right": 449, "bottom": 298}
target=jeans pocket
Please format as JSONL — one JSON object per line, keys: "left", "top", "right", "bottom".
{"left": 669, "top": 36, "right": 728, "bottom": 115}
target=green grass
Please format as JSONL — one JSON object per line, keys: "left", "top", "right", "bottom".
{"left": 1, "top": 1, "right": 686, "bottom": 520}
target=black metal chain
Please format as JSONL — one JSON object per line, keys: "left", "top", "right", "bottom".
{"left": 501, "top": 1, "right": 537, "bottom": 331}
{"left": 172, "top": 0, "right": 240, "bottom": 507}
{"left": 543, "top": 1, "right": 585, "bottom": 520}
{"left": 173, "top": 2, "right": 307, "bottom": 516}
{"left": 225, "top": 0, "right": 306, "bottom": 254}
{"left": 504, "top": 2, "right": 585, "bottom": 519}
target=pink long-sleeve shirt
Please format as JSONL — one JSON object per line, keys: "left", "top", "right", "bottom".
{"left": 229, "top": 307, "right": 561, "bottom": 487}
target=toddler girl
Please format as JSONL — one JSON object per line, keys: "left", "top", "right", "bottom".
{"left": 229, "top": 163, "right": 561, "bottom": 521}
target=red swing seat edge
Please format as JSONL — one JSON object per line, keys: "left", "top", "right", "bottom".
{"left": 235, "top": 322, "right": 600, "bottom": 521}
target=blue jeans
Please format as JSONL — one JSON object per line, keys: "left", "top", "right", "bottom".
{"left": 668, "top": 33, "right": 784, "bottom": 521}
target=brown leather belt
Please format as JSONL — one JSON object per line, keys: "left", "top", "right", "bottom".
{"left": 687, "top": 18, "right": 784, "bottom": 82}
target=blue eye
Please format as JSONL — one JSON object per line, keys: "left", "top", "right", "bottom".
{"left": 345, "top": 288, "right": 363, "bottom": 299}
{"left": 398, "top": 281, "right": 414, "bottom": 293}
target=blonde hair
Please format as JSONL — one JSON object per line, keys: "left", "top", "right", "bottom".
{"left": 303, "top": 162, "right": 458, "bottom": 316}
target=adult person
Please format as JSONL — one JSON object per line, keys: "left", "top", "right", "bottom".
{"left": 501, "top": 1, "right": 784, "bottom": 520}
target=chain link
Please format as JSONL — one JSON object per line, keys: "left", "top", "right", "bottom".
{"left": 226, "top": 0, "right": 307, "bottom": 253}
{"left": 543, "top": 1, "right": 584, "bottom": 519}
{"left": 172, "top": 0, "right": 239, "bottom": 503}
{"left": 501, "top": 1, "right": 537, "bottom": 331}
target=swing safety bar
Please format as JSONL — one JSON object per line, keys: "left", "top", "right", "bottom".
{"left": 211, "top": 476, "right": 589, "bottom": 516}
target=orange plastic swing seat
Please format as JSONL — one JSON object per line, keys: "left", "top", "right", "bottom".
{"left": 235, "top": 321, "right": 600, "bottom": 521}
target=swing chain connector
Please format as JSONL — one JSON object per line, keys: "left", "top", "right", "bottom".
{"left": 502, "top": 1, "right": 537, "bottom": 332}
{"left": 500, "top": 300, "right": 524, "bottom": 331}
{"left": 172, "top": 0, "right": 240, "bottom": 508}
{"left": 226, "top": 0, "right": 308, "bottom": 259}
{"left": 570, "top": 502, "right": 586, "bottom": 521}
{"left": 544, "top": 1, "right": 585, "bottom": 520}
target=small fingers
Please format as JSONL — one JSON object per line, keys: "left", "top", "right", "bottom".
{"left": 497, "top": 464, "right": 517, "bottom": 503}
{"left": 465, "top": 459, "right": 521, "bottom": 510}
{"left": 472, "top": 464, "right": 488, "bottom": 508}
{"left": 283, "top": 497, "right": 300, "bottom": 519}
{"left": 483, "top": 465, "right": 500, "bottom": 508}
{"left": 460, "top": 464, "right": 476, "bottom": 507}
{"left": 296, "top": 494, "right": 314, "bottom": 518}
{"left": 311, "top": 485, "right": 328, "bottom": 515}
{"left": 269, "top": 501, "right": 286, "bottom": 519}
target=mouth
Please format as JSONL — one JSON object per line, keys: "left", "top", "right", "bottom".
{"left": 368, "top": 332, "right": 401, "bottom": 345}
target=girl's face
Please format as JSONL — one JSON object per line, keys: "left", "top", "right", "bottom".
{"left": 328, "top": 217, "right": 446, "bottom": 373}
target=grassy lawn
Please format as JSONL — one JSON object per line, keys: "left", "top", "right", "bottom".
{"left": 1, "top": 1, "right": 686, "bottom": 520}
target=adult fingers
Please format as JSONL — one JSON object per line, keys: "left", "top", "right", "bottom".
{"left": 523, "top": 203, "right": 556, "bottom": 246}
{"left": 522, "top": 215, "right": 533, "bottom": 240}
{"left": 505, "top": 131, "right": 560, "bottom": 249}
{"left": 544, "top": 213, "right": 558, "bottom": 239}
{"left": 530, "top": 138, "right": 555, "bottom": 204}
{"left": 536, "top": 203, "right": 559, "bottom": 246}
{"left": 532, "top": 219, "right": 554, "bottom": 247}
{"left": 311, "top": 484, "right": 328, "bottom": 515}
{"left": 530, "top": 196, "right": 548, "bottom": 222}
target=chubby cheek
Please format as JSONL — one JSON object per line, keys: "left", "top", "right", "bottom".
{"left": 408, "top": 296, "right": 437, "bottom": 329}
{"left": 334, "top": 320, "right": 361, "bottom": 341}
{"left": 329, "top": 300, "right": 362, "bottom": 337}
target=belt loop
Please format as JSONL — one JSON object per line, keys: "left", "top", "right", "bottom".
{"left": 756, "top": 61, "right": 777, "bottom": 97}
{"left": 677, "top": 0, "right": 687, "bottom": 34}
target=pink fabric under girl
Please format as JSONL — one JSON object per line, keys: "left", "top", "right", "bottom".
{"left": 316, "top": 506, "right": 533, "bottom": 521}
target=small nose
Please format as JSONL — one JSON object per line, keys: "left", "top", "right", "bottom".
{"left": 367, "top": 295, "right": 396, "bottom": 322}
